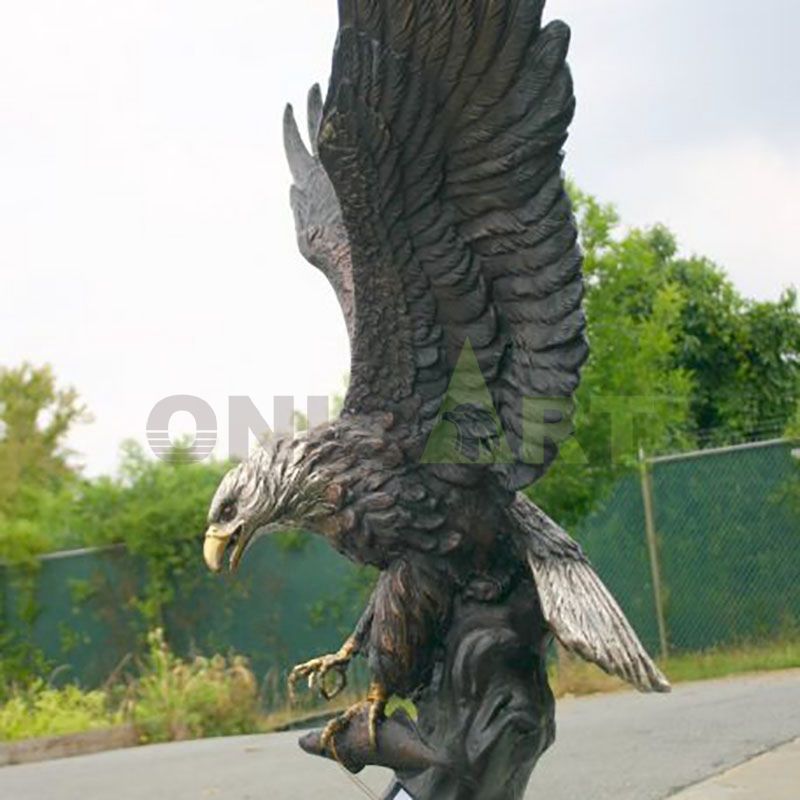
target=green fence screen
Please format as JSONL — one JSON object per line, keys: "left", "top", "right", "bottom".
{"left": 2, "top": 440, "right": 798, "bottom": 691}
{"left": 579, "top": 439, "right": 799, "bottom": 655}
{"left": 1, "top": 538, "right": 369, "bottom": 691}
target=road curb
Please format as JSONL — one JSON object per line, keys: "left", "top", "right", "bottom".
{"left": 668, "top": 737, "right": 800, "bottom": 799}
{"left": 0, "top": 725, "right": 139, "bottom": 767}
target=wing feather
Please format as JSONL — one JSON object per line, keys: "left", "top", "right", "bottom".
{"left": 509, "top": 494, "right": 671, "bottom": 694}
{"left": 283, "top": 86, "right": 355, "bottom": 338}
{"left": 316, "top": 0, "right": 587, "bottom": 490}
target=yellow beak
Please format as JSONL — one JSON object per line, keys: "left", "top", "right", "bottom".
{"left": 203, "top": 524, "right": 231, "bottom": 574}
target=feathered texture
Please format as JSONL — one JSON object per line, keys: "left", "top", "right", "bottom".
{"left": 508, "top": 494, "right": 671, "bottom": 693}
{"left": 284, "top": 86, "right": 355, "bottom": 337}
{"left": 206, "top": 7, "right": 668, "bottom": 785}
{"left": 318, "top": 0, "right": 588, "bottom": 491}
{"left": 369, "top": 556, "right": 454, "bottom": 694}
{"left": 275, "top": 0, "right": 661, "bottom": 702}
{"left": 209, "top": 437, "right": 331, "bottom": 530}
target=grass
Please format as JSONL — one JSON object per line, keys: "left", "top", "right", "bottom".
{"left": 551, "top": 639, "right": 800, "bottom": 698}
{"left": 0, "top": 682, "right": 122, "bottom": 742}
{"left": 258, "top": 689, "right": 365, "bottom": 733}
{"left": 0, "top": 631, "right": 371, "bottom": 744}
{"left": 0, "top": 630, "right": 264, "bottom": 744}
{"left": 662, "top": 639, "right": 800, "bottom": 684}
{"left": 2, "top": 637, "right": 798, "bottom": 745}
{"left": 127, "top": 629, "right": 261, "bottom": 743}
{"left": 550, "top": 654, "right": 627, "bottom": 697}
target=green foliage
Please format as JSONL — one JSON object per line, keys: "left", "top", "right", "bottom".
{"left": 781, "top": 404, "right": 800, "bottom": 515}
{"left": 787, "top": 403, "right": 800, "bottom": 439}
{"left": 0, "top": 364, "right": 89, "bottom": 519}
{"left": 0, "top": 364, "right": 89, "bottom": 569}
{"left": 0, "top": 517, "right": 52, "bottom": 572}
{"left": 126, "top": 629, "right": 260, "bottom": 743}
{"left": 0, "top": 488, "right": 76, "bottom": 569}
{"left": 663, "top": 639, "right": 800, "bottom": 685}
{"left": 0, "top": 631, "right": 260, "bottom": 744}
{"left": 666, "top": 261, "right": 800, "bottom": 443}
{"left": 530, "top": 187, "right": 693, "bottom": 526}
{"left": 0, "top": 365, "right": 91, "bottom": 681}
{"left": 68, "top": 441, "right": 230, "bottom": 625}
{"left": 0, "top": 371, "right": 229, "bottom": 681}
{"left": 0, "top": 631, "right": 53, "bottom": 702}
{"left": 386, "top": 695, "right": 419, "bottom": 722}
{"left": 551, "top": 638, "right": 800, "bottom": 698}
{"left": 0, "top": 681, "right": 120, "bottom": 742}
{"left": 532, "top": 186, "right": 800, "bottom": 526}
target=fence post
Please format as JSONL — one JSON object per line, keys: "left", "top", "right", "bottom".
{"left": 639, "top": 448, "right": 669, "bottom": 660}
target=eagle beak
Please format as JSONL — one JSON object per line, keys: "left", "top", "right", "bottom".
{"left": 203, "top": 525, "right": 230, "bottom": 573}
{"left": 204, "top": 522, "right": 249, "bottom": 574}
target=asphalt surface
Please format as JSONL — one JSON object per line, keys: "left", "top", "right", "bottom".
{"left": 1, "top": 670, "right": 798, "bottom": 800}
{"left": 671, "top": 738, "right": 800, "bottom": 800}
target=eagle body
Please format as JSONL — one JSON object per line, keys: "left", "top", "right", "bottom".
{"left": 203, "top": 0, "right": 669, "bottom": 787}
{"left": 259, "top": 414, "right": 523, "bottom": 695}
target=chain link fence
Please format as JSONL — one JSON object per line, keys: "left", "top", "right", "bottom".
{"left": 3, "top": 438, "right": 798, "bottom": 688}
{"left": 579, "top": 439, "right": 800, "bottom": 657}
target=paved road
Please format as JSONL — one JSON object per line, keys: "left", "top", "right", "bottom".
{"left": 672, "top": 738, "right": 800, "bottom": 800}
{"left": 1, "top": 671, "right": 798, "bottom": 800}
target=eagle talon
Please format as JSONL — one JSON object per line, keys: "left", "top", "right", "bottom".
{"left": 320, "top": 685, "right": 388, "bottom": 756}
{"left": 319, "top": 705, "right": 359, "bottom": 754}
{"left": 367, "top": 687, "right": 387, "bottom": 750}
{"left": 288, "top": 640, "right": 356, "bottom": 703}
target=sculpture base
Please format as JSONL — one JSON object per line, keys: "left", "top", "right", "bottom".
{"left": 301, "top": 582, "right": 555, "bottom": 800}
{"left": 298, "top": 709, "right": 445, "bottom": 775}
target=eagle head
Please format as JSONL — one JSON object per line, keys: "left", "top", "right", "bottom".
{"left": 202, "top": 435, "right": 334, "bottom": 574}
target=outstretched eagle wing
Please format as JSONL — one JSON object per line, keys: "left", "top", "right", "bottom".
{"left": 317, "top": 0, "right": 588, "bottom": 491}
{"left": 284, "top": 85, "right": 355, "bottom": 338}
{"left": 509, "top": 494, "right": 671, "bottom": 693}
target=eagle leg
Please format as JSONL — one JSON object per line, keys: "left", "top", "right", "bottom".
{"left": 320, "top": 681, "right": 388, "bottom": 754}
{"left": 288, "top": 594, "right": 377, "bottom": 703}
{"left": 288, "top": 636, "right": 357, "bottom": 702}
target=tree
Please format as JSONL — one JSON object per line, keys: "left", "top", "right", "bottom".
{"left": 0, "top": 364, "right": 91, "bottom": 566}
{"left": 70, "top": 441, "right": 231, "bottom": 624}
{"left": 788, "top": 404, "right": 800, "bottom": 440}
{"left": 0, "top": 365, "right": 92, "bottom": 684}
{"left": 529, "top": 188, "right": 693, "bottom": 526}
{"left": 0, "top": 364, "right": 89, "bottom": 518}
{"left": 531, "top": 186, "right": 800, "bottom": 527}
{"left": 665, "top": 260, "right": 800, "bottom": 444}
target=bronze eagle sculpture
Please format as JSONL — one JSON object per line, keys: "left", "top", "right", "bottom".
{"left": 203, "top": 0, "right": 669, "bottom": 792}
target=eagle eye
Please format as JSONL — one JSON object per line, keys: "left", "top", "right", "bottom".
{"left": 218, "top": 501, "right": 237, "bottom": 524}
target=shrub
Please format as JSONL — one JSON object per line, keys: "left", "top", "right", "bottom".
{"left": 127, "top": 629, "right": 260, "bottom": 743}
{"left": 0, "top": 681, "right": 120, "bottom": 742}
{"left": 0, "top": 630, "right": 263, "bottom": 744}
{"left": 71, "top": 442, "right": 231, "bottom": 626}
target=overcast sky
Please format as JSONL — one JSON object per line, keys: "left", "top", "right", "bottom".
{"left": 2, "top": 0, "right": 798, "bottom": 475}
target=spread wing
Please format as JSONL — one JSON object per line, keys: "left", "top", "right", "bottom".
{"left": 284, "top": 85, "right": 355, "bottom": 338}
{"left": 318, "top": 0, "right": 588, "bottom": 490}
{"left": 509, "top": 494, "right": 671, "bottom": 693}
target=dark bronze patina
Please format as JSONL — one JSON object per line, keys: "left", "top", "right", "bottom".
{"left": 203, "top": 2, "right": 669, "bottom": 797}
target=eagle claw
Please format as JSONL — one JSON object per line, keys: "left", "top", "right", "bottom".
{"left": 288, "top": 643, "right": 355, "bottom": 702}
{"left": 321, "top": 684, "right": 388, "bottom": 755}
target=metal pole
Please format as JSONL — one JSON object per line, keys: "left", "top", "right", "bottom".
{"left": 648, "top": 437, "right": 787, "bottom": 466}
{"left": 639, "top": 448, "right": 669, "bottom": 661}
